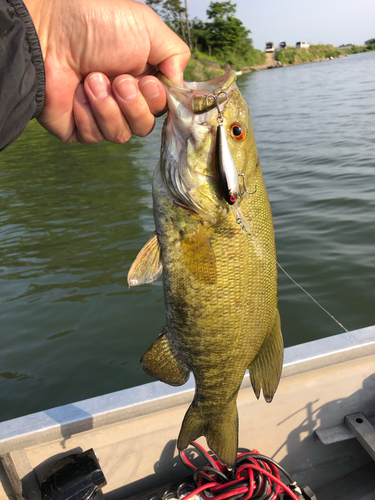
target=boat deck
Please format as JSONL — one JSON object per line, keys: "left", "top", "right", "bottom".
{"left": 1, "top": 326, "right": 375, "bottom": 500}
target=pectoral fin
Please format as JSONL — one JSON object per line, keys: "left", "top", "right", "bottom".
{"left": 127, "top": 232, "right": 162, "bottom": 287}
{"left": 141, "top": 327, "right": 190, "bottom": 386}
{"left": 181, "top": 225, "right": 216, "bottom": 285}
{"left": 248, "top": 310, "right": 283, "bottom": 402}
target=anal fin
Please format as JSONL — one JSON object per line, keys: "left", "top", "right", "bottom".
{"left": 128, "top": 232, "right": 162, "bottom": 287}
{"left": 248, "top": 310, "right": 284, "bottom": 402}
{"left": 141, "top": 327, "right": 190, "bottom": 386}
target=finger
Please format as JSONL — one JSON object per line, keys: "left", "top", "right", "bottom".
{"left": 112, "top": 75, "right": 156, "bottom": 137}
{"left": 73, "top": 83, "right": 104, "bottom": 143}
{"left": 143, "top": 6, "right": 190, "bottom": 86}
{"left": 138, "top": 76, "right": 167, "bottom": 117}
{"left": 158, "top": 55, "right": 189, "bottom": 86}
{"left": 66, "top": 130, "right": 78, "bottom": 143}
{"left": 85, "top": 72, "right": 131, "bottom": 144}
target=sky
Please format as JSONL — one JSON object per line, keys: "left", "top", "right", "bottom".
{"left": 139, "top": 0, "right": 375, "bottom": 50}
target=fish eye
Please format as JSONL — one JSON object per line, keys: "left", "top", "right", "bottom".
{"left": 230, "top": 123, "right": 246, "bottom": 141}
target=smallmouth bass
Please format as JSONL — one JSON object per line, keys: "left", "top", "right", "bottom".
{"left": 128, "top": 71, "right": 283, "bottom": 466}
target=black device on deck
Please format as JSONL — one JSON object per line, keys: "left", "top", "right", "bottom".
{"left": 41, "top": 449, "right": 107, "bottom": 500}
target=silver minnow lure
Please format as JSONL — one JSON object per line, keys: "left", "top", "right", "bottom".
{"left": 211, "top": 91, "right": 251, "bottom": 233}
{"left": 211, "top": 91, "right": 240, "bottom": 205}
{"left": 216, "top": 122, "right": 240, "bottom": 205}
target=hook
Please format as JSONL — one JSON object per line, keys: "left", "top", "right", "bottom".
{"left": 206, "top": 91, "right": 228, "bottom": 123}
{"left": 238, "top": 174, "right": 257, "bottom": 197}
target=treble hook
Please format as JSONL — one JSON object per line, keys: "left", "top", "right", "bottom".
{"left": 238, "top": 173, "right": 257, "bottom": 197}
{"left": 206, "top": 91, "right": 228, "bottom": 123}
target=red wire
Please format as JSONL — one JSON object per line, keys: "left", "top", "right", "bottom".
{"left": 237, "top": 458, "right": 283, "bottom": 499}
{"left": 181, "top": 443, "right": 301, "bottom": 500}
{"left": 181, "top": 482, "right": 218, "bottom": 500}
{"left": 208, "top": 486, "right": 249, "bottom": 500}
{"left": 180, "top": 450, "right": 196, "bottom": 470}
{"left": 243, "top": 468, "right": 255, "bottom": 500}
{"left": 234, "top": 463, "right": 301, "bottom": 500}
{"left": 237, "top": 450, "right": 260, "bottom": 457}
{"left": 210, "top": 478, "right": 248, "bottom": 491}
{"left": 193, "top": 442, "right": 215, "bottom": 462}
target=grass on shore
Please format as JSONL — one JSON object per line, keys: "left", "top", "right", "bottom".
{"left": 275, "top": 44, "right": 342, "bottom": 65}
{"left": 183, "top": 43, "right": 375, "bottom": 82}
{"left": 184, "top": 56, "right": 224, "bottom": 82}
{"left": 275, "top": 44, "right": 375, "bottom": 65}
{"left": 184, "top": 49, "right": 266, "bottom": 82}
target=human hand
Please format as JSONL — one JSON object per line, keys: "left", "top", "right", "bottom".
{"left": 24, "top": 0, "right": 190, "bottom": 144}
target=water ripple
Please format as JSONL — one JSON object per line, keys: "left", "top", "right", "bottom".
{"left": 0, "top": 52, "right": 374, "bottom": 421}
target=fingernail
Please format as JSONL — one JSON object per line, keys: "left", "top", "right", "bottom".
{"left": 88, "top": 74, "right": 110, "bottom": 100}
{"left": 140, "top": 80, "right": 160, "bottom": 100}
{"left": 115, "top": 78, "right": 138, "bottom": 102}
{"left": 76, "top": 84, "right": 88, "bottom": 104}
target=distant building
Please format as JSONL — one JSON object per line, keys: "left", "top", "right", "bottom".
{"left": 296, "top": 41, "right": 310, "bottom": 48}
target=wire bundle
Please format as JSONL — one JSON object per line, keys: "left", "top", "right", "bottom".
{"left": 179, "top": 442, "right": 303, "bottom": 500}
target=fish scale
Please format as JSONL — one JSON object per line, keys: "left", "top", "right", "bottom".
{"left": 128, "top": 71, "right": 283, "bottom": 466}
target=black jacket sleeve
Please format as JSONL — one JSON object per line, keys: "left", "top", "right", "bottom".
{"left": 0, "top": 0, "right": 45, "bottom": 151}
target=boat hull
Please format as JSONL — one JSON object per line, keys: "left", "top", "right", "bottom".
{"left": 1, "top": 325, "right": 375, "bottom": 500}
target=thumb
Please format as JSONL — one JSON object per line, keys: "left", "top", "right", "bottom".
{"left": 158, "top": 54, "right": 190, "bottom": 87}
{"left": 144, "top": 6, "right": 190, "bottom": 86}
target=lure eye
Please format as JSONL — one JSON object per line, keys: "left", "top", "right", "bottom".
{"left": 229, "top": 194, "right": 237, "bottom": 204}
{"left": 230, "top": 123, "right": 246, "bottom": 141}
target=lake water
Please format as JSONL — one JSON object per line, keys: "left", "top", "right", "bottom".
{"left": 1, "top": 51, "right": 374, "bottom": 422}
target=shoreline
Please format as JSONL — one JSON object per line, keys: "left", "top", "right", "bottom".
{"left": 239, "top": 52, "right": 351, "bottom": 75}
{"left": 186, "top": 46, "right": 374, "bottom": 81}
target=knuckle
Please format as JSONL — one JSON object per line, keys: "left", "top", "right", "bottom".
{"left": 134, "top": 121, "right": 155, "bottom": 137}
{"left": 77, "top": 129, "right": 103, "bottom": 144}
{"left": 91, "top": 132, "right": 104, "bottom": 143}
{"left": 129, "top": 113, "right": 155, "bottom": 137}
{"left": 182, "top": 45, "right": 191, "bottom": 59}
{"left": 65, "top": 132, "right": 78, "bottom": 143}
{"left": 112, "top": 129, "right": 131, "bottom": 144}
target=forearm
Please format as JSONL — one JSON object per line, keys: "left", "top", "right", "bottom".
{"left": 0, "top": 0, "right": 45, "bottom": 150}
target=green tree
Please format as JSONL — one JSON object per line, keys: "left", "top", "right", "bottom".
{"left": 190, "top": 17, "right": 210, "bottom": 53}
{"left": 145, "top": 0, "right": 163, "bottom": 16}
{"left": 205, "top": 1, "right": 252, "bottom": 55}
{"left": 146, "top": 0, "right": 191, "bottom": 48}
{"left": 148, "top": 0, "right": 266, "bottom": 74}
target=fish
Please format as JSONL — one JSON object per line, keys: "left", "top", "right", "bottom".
{"left": 127, "top": 70, "right": 283, "bottom": 466}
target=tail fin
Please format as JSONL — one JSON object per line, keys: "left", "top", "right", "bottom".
{"left": 177, "top": 402, "right": 238, "bottom": 467}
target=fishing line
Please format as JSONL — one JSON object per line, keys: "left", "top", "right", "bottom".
{"left": 209, "top": 92, "right": 347, "bottom": 333}
{"left": 271, "top": 254, "right": 348, "bottom": 333}
{"left": 236, "top": 217, "right": 348, "bottom": 333}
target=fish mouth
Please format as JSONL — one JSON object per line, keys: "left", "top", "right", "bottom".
{"left": 158, "top": 71, "right": 237, "bottom": 114}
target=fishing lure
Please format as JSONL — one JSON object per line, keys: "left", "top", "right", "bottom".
{"left": 209, "top": 92, "right": 251, "bottom": 233}
{"left": 214, "top": 91, "right": 241, "bottom": 206}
